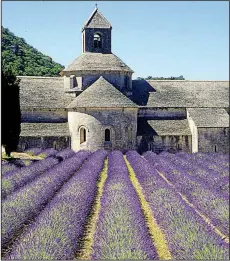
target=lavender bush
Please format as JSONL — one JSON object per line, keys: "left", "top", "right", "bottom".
{"left": 2, "top": 157, "right": 60, "bottom": 199}
{"left": 126, "top": 151, "right": 229, "bottom": 260}
{"left": 55, "top": 148, "right": 76, "bottom": 161}
{"left": 2, "top": 151, "right": 91, "bottom": 247}
{"left": 157, "top": 152, "right": 228, "bottom": 197}
{"left": 91, "top": 151, "right": 157, "bottom": 260}
{"left": 144, "top": 152, "right": 229, "bottom": 237}
{"left": 24, "top": 148, "right": 43, "bottom": 156}
{"left": 2, "top": 164, "right": 19, "bottom": 175}
{"left": 36, "top": 148, "right": 58, "bottom": 158}
{"left": 6, "top": 150, "right": 107, "bottom": 260}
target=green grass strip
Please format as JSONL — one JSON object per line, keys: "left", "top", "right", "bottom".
{"left": 124, "top": 156, "right": 172, "bottom": 260}
{"left": 75, "top": 158, "right": 108, "bottom": 260}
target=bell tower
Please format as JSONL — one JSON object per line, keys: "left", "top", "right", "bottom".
{"left": 82, "top": 6, "right": 112, "bottom": 54}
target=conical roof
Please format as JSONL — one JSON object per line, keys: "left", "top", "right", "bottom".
{"left": 62, "top": 52, "right": 133, "bottom": 73}
{"left": 82, "top": 7, "right": 112, "bottom": 30}
{"left": 67, "top": 76, "right": 137, "bottom": 108}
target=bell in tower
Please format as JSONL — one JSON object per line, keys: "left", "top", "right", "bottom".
{"left": 82, "top": 6, "right": 112, "bottom": 54}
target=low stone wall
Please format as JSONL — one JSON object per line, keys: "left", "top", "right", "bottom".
{"left": 18, "top": 136, "right": 70, "bottom": 152}
{"left": 138, "top": 107, "right": 186, "bottom": 119}
{"left": 137, "top": 135, "right": 192, "bottom": 154}
{"left": 198, "top": 127, "right": 229, "bottom": 153}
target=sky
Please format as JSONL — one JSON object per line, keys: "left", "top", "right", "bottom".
{"left": 2, "top": 1, "right": 229, "bottom": 80}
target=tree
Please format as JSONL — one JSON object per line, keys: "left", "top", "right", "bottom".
{"left": 136, "top": 75, "right": 185, "bottom": 80}
{"left": 2, "top": 68, "right": 21, "bottom": 156}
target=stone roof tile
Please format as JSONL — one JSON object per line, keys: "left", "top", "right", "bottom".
{"left": 20, "top": 123, "right": 70, "bottom": 137}
{"left": 148, "top": 119, "right": 192, "bottom": 135}
{"left": 18, "top": 76, "right": 74, "bottom": 109}
{"left": 132, "top": 80, "right": 229, "bottom": 107}
{"left": 187, "top": 108, "right": 229, "bottom": 127}
{"left": 137, "top": 119, "right": 191, "bottom": 136}
{"left": 67, "top": 76, "right": 138, "bottom": 108}
{"left": 83, "top": 8, "right": 112, "bottom": 30}
{"left": 63, "top": 53, "right": 133, "bottom": 73}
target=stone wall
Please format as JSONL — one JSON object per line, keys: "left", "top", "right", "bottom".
{"left": 18, "top": 136, "right": 70, "bottom": 151}
{"left": 138, "top": 107, "right": 186, "bottom": 119}
{"left": 68, "top": 108, "right": 138, "bottom": 152}
{"left": 198, "top": 127, "right": 229, "bottom": 153}
{"left": 82, "top": 73, "right": 131, "bottom": 92}
{"left": 83, "top": 28, "right": 111, "bottom": 54}
{"left": 137, "top": 135, "right": 192, "bottom": 154}
{"left": 21, "top": 110, "right": 67, "bottom": 123}
{"left": 64, "top": 73, "right": 132, "bottom": 94}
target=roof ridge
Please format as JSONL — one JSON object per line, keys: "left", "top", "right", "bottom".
{"left": 67, "top": 77, "right": 138, "bottom": 108}
{"left": 146, "top": 80, "right": 229, "bottom": 82}
{"left": 82, "top": 7, "right": 112, "bottom": 31}
{"left": 17, "top": 76, "right": 62, "bottom": 79}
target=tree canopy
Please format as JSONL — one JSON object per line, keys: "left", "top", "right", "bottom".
{"left": 1, "top": 26, "right": 64, "bottom": 76}
{"left": 136, "top": 75, "right": 185, "bottom": 80}
{"left": 2, "top": 69, "right": 21, "bottom": 156}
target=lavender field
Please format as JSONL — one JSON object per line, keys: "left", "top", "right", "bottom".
{"left": 1, "top": 149, "right": 229, "bottom": 260}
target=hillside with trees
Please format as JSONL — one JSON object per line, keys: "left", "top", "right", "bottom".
{"left": 1, "top": 26, "right": 64, "bottom": 76}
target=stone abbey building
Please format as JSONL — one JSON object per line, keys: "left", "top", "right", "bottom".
{"left": 18, "top": 7, "right": 229, "bottom": 153}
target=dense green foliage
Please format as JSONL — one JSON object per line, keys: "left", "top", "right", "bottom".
{"left": 136, "top": 75, "right": 185, "bottom": 80}
{"left": 2, "top": 26, "right": 64, "bottom": 76}
{"left": 2, "top": 69, "right": 21, "bottom": 156}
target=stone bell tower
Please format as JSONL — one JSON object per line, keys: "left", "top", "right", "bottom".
{"left": 82, "top": 6, "right": 112, "bottom": 54}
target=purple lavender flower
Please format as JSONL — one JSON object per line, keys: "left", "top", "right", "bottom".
{"left": 5, "top": 150, "right": 107, "bottom": 260}
{"left": 91, "top": 151, "right": 157, "bottom": 260}
{"left": 24, "top": 148, "right": 43, "bottom": 156}
{"left": 2, "top": 164, "right": 19, "bottom": 175}
{"left": 126, "top": 151, "right": 229, "bottom": 260}
{"left": 55, "top": 148, "right": 75, "bottom": 161}
{"left": 2, "top": 151, "right": 91, "bottom": 248}
{"left": 144, "top": 151, "right": 229, "bottom": 238}
{"left": 37, "top": 148, "right": 58, "bottom": 158}
{"left": 2, "top": 157, "right": 60, "bottom": 199}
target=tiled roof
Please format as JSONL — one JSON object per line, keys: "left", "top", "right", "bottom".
{"left": 187, "top": 108, "right": 229, "bottom": 127}
{"left": 18, "top": 76, "right": 74, "bottom": 109}
{"left": 20, "top": 123, "right": 70, "bottom": 137}
{"left": 132, "top": 80, "right": 229, "bottom": 107}
{"left": 82, "top": 8, "right": 112, "bottom": 30}
{"left": 62, "top": 52, "right": 133, "bottom": 73}
{"left": 137, "top": 119, "right": 191, "bottom": 136}
{"left": 67, "top": 76, "right": 138, "bottom": 108}
{"left": 148, "top": 119, "right": 192, "bottom": 135}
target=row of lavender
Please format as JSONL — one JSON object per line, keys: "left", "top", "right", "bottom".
{"left": 2, "top": 148, "right": 59, "bottom": 175}
{"left": 6, "top": 150, "right": 108, "bottom": 260}
{"left": 144, "top": 151, "right": 229, "bottom": 236}
{"left": 91, "top": 151, "right": 157, "bottom": 259}
{"left": 2, "top": 150, "right": 91, "bottom": 250}
{"left": 126, "top": 151, "right": 229, "bottom": 260}
{"left": 2, "top": 150, "right": 229, "bottom": 260}
{"left": 1, "top": 148, "right": 69, "bottom": 175}
{"left": 146, "top": 151, "right": 229, "bottom": 196}
{"left": 2, "top": 148, "right": 76, "bottom": 199}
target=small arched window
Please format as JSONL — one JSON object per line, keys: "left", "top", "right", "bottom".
{"left": 214, "top": 145, "right": 218, "bottom": 152}
{"left": 80, "top": 128, "right": 86, "bottom": 144}
{"left": 94, "top": 33, "right": 102, "bottom": 48}
{"left": 105, "top": 129, "right": 110, "bottom": 142}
